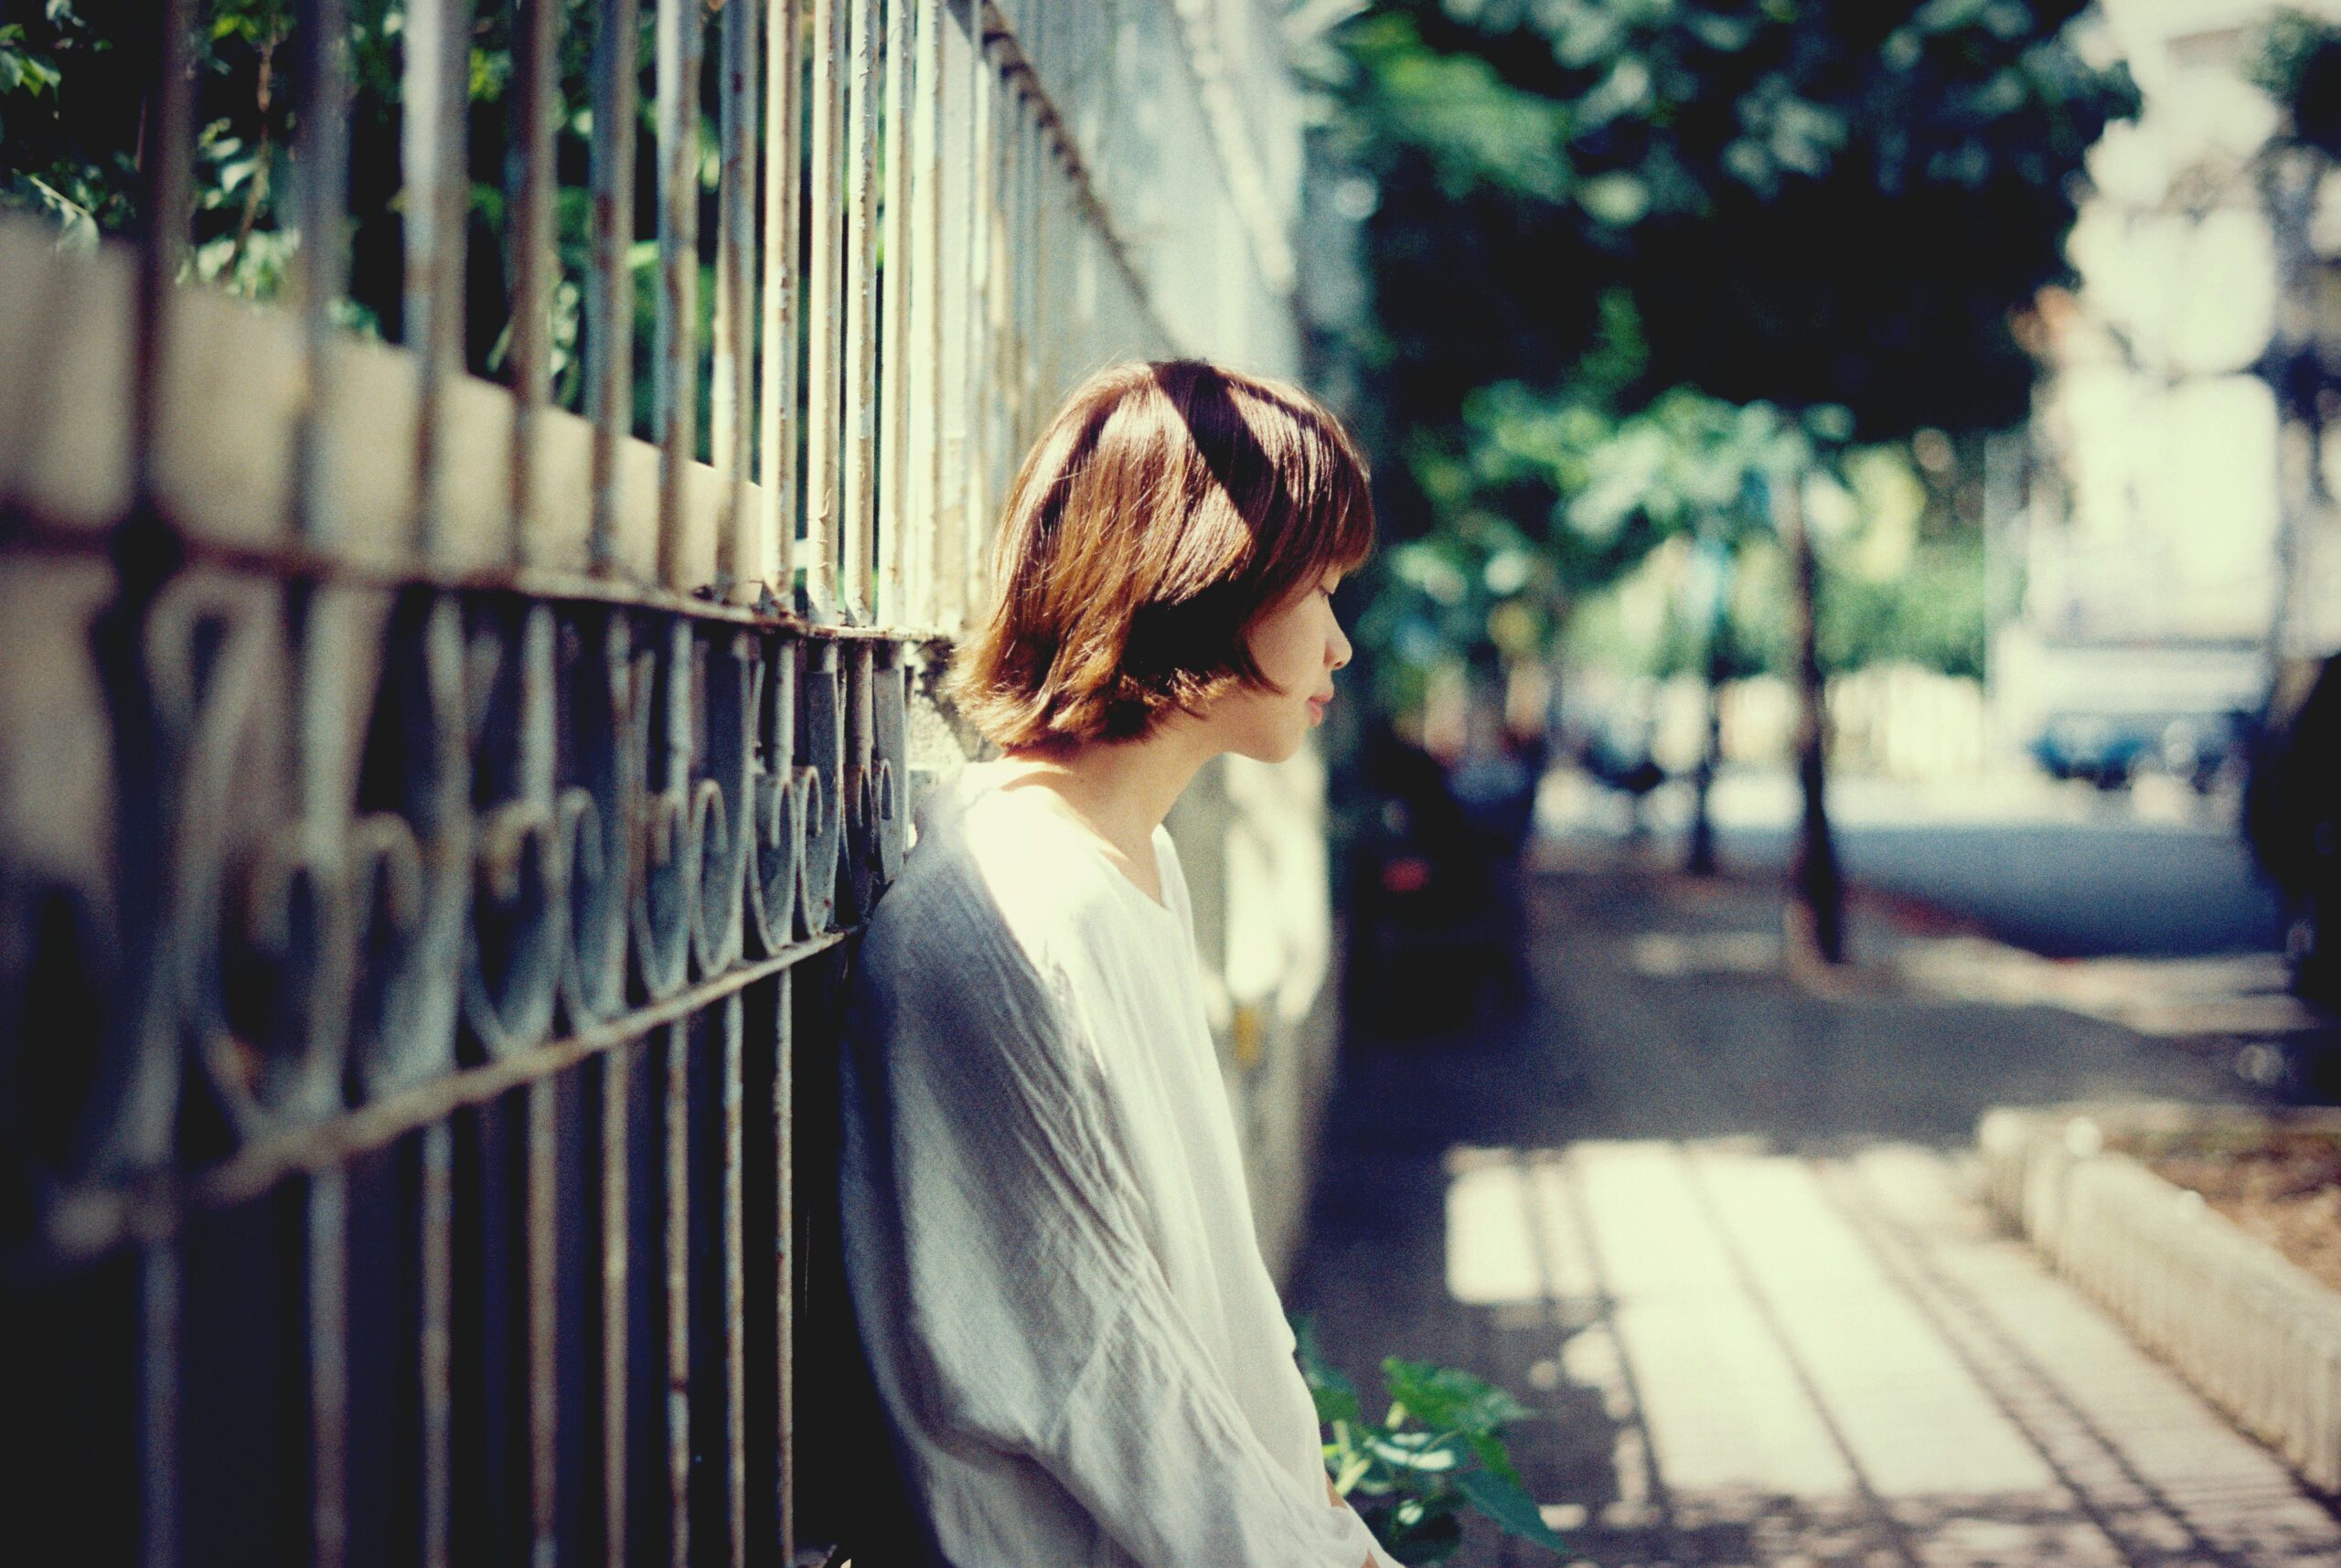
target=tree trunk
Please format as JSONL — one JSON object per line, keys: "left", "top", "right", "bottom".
{"left": 2259, "top": 145, "right": 2320, "bottom": 728}
{"left": 1776, "top": 468, "right": 1845, "bottom": 964}
{"left": 1687, "top": 635, "right": 1724, "bottom": 877}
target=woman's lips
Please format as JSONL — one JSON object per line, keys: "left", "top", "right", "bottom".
{"left": 1306, "top": 696, "right": 1329, "bottom": 724}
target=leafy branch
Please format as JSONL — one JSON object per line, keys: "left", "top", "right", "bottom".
{"left": 1294, "top": 1315, "right": 1573, "bottom": 1566}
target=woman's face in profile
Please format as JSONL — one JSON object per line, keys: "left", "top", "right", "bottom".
{"left": 1204, "top": 570, "right": 1353, "bottom": 764}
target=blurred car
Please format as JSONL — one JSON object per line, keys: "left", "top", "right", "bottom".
{"left": 2029, "top": 709, "right": 2249, "bottom": 791}
{"left": 1343, "top": 723, "right": 1527, "bottom": 1032}
{"left": 2015, "top": 638, "right": 2261, "bottom": 792}
{"left": 2243, "top": 654, "right": 2341, "bottom": 1008}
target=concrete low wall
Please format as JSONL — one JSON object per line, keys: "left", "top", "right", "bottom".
{"left": 1979, "top": 1104, "right": 2341, "bottom": 1491}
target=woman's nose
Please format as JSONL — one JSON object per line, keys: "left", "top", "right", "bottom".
{"left": 1329, "top": 619, "right": 1352, "bottom": 670}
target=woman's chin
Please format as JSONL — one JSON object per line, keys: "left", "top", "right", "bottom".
{"left": 1232, "top": 726, "right": 1309, "bottom": 766}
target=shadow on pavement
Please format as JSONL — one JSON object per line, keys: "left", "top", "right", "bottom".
{"left": 1289, "top": 852, "right": 2340, "bottom": 1568}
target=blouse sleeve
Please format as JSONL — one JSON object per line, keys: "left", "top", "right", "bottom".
{"left": 849, "top": 877, "right": 1389, "bottom": 1568}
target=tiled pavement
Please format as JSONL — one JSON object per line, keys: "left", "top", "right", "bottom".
{"left": 1288, "top": 851, "right": 2341, "bottom": 1567}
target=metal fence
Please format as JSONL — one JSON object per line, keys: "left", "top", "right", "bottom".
{"left": 0, "top": 1, "right": 1312, "bottom": 1563}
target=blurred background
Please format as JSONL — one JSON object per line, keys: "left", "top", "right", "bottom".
{"left": 1272, "top": 16, "right": 2341, "bottom": 1561}
{"left": 1288, "top": 0, "right": 2341, "bottom": 1051}
{"left": 10, "top": 3, "right": 2341, "bottom": 1563}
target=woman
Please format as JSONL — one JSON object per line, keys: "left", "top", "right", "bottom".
{"left": 839, "top": 360, "right": 1397, "bottom": 1568}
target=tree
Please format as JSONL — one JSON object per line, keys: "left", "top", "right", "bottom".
{"left": 2253, "top": 8, "right": 2341, "bottom": 162}
{"left": 1320, "top": 0, "right": 2135, "bottom": 961}
{"left": 2249, "top": 10, "right": 2341, "bottom": 720}
{"left": 1464, "top": 384, "right": 1810, "bottom": 871}
{"left": 0, "top": 0, "right": 690, "bottom": 441}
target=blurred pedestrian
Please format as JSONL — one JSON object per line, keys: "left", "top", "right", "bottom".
{"left": 1447, "top": 700, "right": 1545, "bottom": 1009}
{"left": 2246, "top": 655, "right": 2341, "bottom": 1007}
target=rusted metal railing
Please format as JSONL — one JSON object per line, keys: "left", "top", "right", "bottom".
{"left": 0, "top": 1, "right": 1311, "bottom": 1563}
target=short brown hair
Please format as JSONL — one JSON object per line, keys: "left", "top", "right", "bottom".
{"left": 946, "top": 360, "right": 1374, "bottom": 748}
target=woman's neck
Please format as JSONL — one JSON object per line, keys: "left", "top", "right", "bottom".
{"left": 993, "top": 723, "right": 1216, "bottom": 864}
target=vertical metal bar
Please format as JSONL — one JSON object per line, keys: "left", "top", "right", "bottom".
{"left": 526, "top": 1079, "right": 559, "bottom": 1568}
{"left": 1016, "top": 105, "right": 1039, "bottom": 454}
{"left": 132, "top": 0, "right": 196, "bottom": 517}
{"left": 1028, "top": 98, "right": 1045, "bottom": 443}
{"left": 587, "top": 0, "right": 641, "bottom": 574}
{"left": 288, "top": 852, "right": 354, "bottom": 1536}
{"left": 904, "top": 0, "right": 945, "bottom": 632}
{"left": 1038, "top": 108, "right": 1055, "bottom": 423}
{"left": 760, "top": 1, "right": 804, "bottom": 609}
{"left": 291, "top": 0, "right": 349, "bottom": 544}
{"left": 963, "top": 24, "right": 995, "bottom": 622}
{"left": 803, "top": 0, "right": 846, "bottom": 616}
{"left": 713, "top": 0, "right": 760, "bottom": 598}
{"left": 421, "top": 1121, "right": 455, "bottom": 1568}
{"left": 875, "top": 0, "right": 914, "bottom": 626}
{"left": 310, "top": 1172, "right": 350, "bottom": 1568}
{"left": 1053, "top": 113, "right": 1072, "bottom": 425}
{"left": 508, "top": 628, "right": 577, "bottom": 1568}
{"left": 140, "top": 1239, "right": 179, "bottom": 1568}
{"left": 841, "top": 0, "right": 880, "bottom": 623}
{"left": 288, "top": 14, "right": 356, "bottom": 1552}
{"left": 991, "top": 32, "right": 1016, "bottom": 613}
{"left": 934, "top": 3, "right": 974, "bottom": 635}
{"left": 654, "top": 0, "right": 705, "bottom": 590}
{"left": 721, "top": 993, "right": 747, "bottom": 1568}
{"left": 600, "top": 1048, "right": 630, "bottom": 1568}
{"left": 841, "top": 640, "right": 872, "bottom": 921}
{"left": 509, "top": 0, "right": 560, "bottom": 567}
{"left": 992, "top": 60, "right": 1013, "bottom": 502}
{"left": 997, "top": 74, "right": 1022, "bottom": 601}
{"left": 1028, "top": 109, "right": 1044, "bottom": 443}
{"left": 774, "top": 968, "right": 795, "bottom": 1565}
{"left": 1081, "top": 0, "right": 1109, "bottom": 369}
{"left": 1003, "top": 93, "right": 1022, "bottom": 460}
{"left": 402, "top": 0, "right": 473, "bottom": 563}
{"left": 288, "top": 5, "right": 356, "bottom": 1551}
{"left": 664, "top": 1023, "right": 691, "bottom": 1568}
{"left": 1034, "top": 106, "right": 1057, "bottom": 426}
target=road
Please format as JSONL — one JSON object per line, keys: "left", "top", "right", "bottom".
{"left": 1546, "top": 767, "right": 2289, "bottom": 959}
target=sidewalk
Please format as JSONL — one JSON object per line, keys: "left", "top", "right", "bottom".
{"left": 1288, "top": 848, "right": 2341, "bottom": 1567}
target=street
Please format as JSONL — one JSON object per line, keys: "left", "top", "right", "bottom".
{"left": 1550, "top": 768, "right": 2289, "bottom": 958}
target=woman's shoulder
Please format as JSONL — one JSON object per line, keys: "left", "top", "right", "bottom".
{"left": 863, "top": 772, "right": 1124, "bottom": 976}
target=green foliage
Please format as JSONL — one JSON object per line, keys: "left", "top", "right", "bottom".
{"left": 1470, "top": 384, "right": 1821, "bottom": 549}
{"left": 1, "top": 2, "right": 134, "bottom": 249}
{"left": 2254, "top": 9, "right": 2341, "bottom": 160}
{"left": 1821, "top": 534, "right": 1988, "bottom": 679}
{"left": 1320, "top": 0, "right": 2122, "bottom": 700}
{"left": 1550, "top": 432, "right": 1990, "bottom": 686}
{"left": 1325, "top": 0, "right": 2135, "bottom": 447}
{"left": 0, "top": 0, "right": 734, "bottom": 450}
{"left": 1294, "top": 1315, "right": 1569, "bottom": 1566}
{"left": 2, "top": 0, "right": 315, "bottom": 284}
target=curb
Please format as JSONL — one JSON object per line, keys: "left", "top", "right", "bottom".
{"left": 1978, "top": 1102, "right": 2341, "bottom": 1492}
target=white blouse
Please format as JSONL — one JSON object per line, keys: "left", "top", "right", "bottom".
{"left": 839, "top": 759, "right": 1395, "bottom": 1568}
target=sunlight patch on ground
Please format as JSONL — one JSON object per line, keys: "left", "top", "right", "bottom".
{"left": 1437, "top": 1136, "right": 2341, "bottom": 1564}
{"left": 1896, "top": 937, "right": 2324, "bottom": 1037}
{"left": 1623, "top": 930, "right": 1784, "bottom": 976}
